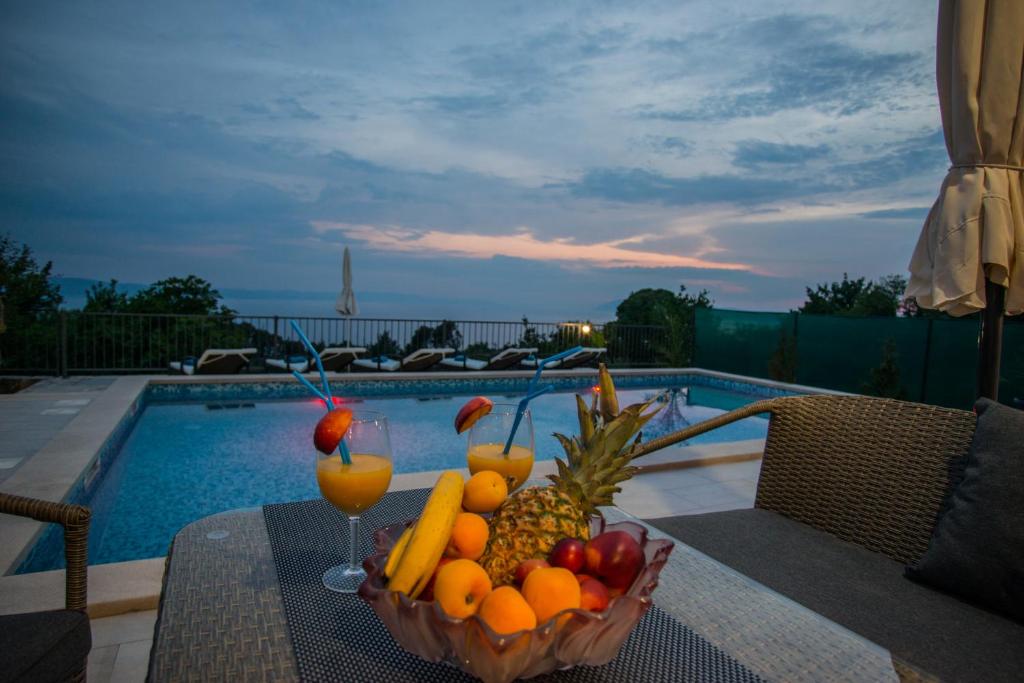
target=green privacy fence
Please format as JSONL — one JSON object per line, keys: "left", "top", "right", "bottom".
{"left": 694, "top": 308, "right": 1024, "bottom": 410}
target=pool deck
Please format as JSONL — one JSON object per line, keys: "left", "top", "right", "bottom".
{"left": 0, "top": 369, "right": 798, "bottom": 682}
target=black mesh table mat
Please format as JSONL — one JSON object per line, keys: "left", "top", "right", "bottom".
{"left": 264, "top": 491, "right": 765, "bottom": 682}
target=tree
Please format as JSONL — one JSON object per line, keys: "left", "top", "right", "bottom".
{"left": 614, "top": 288, "right": 681, "bottom": 326}
{"left": 614, "top": 284, "right": 711, "bottom": 366}
{"left": 862, "top": 338, "right": 906, "bottom": 399}
{"left": 405, "top": 325, "right": 434, "bottom": 355}
{"left": 84, "top": 279, "right": 129, "bottom": 312}
{"left": 0, "top": 235, "right": 63, "bottom": 320}
{"left": 519, "top": 318, "right": 543, "bottom": 349}
{"left": 800, "top": 274, "right": 868, "bottom": 315}
{"left": 768, "top": 329, "right": 798, "bottom": 382}
{"left": 431, "top": 320, "right": 462, "bottom": 351}
{"left": 0, "top": 236, "right": 63, "bottom": 369}
{"left": 127, "top": 275, "right": 235, "bottom": 315}
{"left": 83, "top": 275, "right": 234, "bottom": 316}
{"left": 369, "top": 330, "right": 401, "bottom": 358}
{"left": 801, "top": 273, "right": 906, "bottom": 317}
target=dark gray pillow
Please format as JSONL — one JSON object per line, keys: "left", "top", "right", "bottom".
{"left": 906, "top": 398, "right": 1024, "bottom": 622}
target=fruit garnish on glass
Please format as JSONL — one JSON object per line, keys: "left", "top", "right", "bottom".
{"left": 315, "top": 409, "right": 393, "bottom": 593}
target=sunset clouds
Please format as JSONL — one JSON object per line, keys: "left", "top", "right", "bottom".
{"left": 0, "top": 1, "right": 945, "bottom": 318}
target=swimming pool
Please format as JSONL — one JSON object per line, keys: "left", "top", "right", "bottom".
{"left": 17, "top": 375, "right": 785, "bottom": 572}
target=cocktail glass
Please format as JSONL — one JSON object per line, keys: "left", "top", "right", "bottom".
{"left": 466, "top": 404, "right": 535, "bottom": 491}
{"left": 316, "top": 411, "right": 393, "bottom": 592}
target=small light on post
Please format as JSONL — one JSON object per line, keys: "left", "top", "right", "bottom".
{"left": 581, "top": 323, "right": 592, "bottom": 335}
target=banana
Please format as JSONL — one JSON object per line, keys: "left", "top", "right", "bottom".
{"left": 387, "top": 470, "right": 464, "bottom": 598}
{"left": 384, "top": 524, "right": 415, "bottom": 579}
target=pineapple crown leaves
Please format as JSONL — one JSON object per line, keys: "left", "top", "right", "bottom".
{"left": 548, "top": 364, "right": 663, "bottom": 511}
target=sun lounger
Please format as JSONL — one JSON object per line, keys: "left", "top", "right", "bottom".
{"left": 439, "top": 347, "right": 538, "bottom": 371}
{"left": 269, "top": 347, "right": 365, "bottom": 373}
{"left": 352, "top": 348, "right": 453, "bottom": 372}
{"left": 554, "top": 347, "right": 606, "bottom": 369}
{"left": 519, "top": 347, "right": 607, "bottom": 369}
{"left": 265, "top": 355, "right": 311, "bottom": 373}
{"left": 169, "top": 348, "right": 256, "bottom": 375}
{"left": 319, "top": 346, "right": 367, "bottom": 372}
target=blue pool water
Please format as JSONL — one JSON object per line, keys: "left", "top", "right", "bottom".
{"left": 19, "top": 385, "right": 767, "bottom": 571}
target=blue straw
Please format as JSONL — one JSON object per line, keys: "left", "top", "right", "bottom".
{"left": 502, "top": 346, "right": 584, "bottom": 454}
{"left": 290, "top": 320, "right": 334, "bottom": 407}
{"left": 292, "top": 371, "right": 329, "bottom": 405}
{"left": 290, "top": 320, "right": 351, "bottom": 465}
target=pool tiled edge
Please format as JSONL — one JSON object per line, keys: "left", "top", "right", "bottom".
{"left": 143, "top": 367, "right": 819, "bottom": 403}
{"left": 0, "top": 377, "right": 149, "bottom": 575}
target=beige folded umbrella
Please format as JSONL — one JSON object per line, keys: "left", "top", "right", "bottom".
{"left": 907, "top": 0, "right": 1024, "bottom": 398}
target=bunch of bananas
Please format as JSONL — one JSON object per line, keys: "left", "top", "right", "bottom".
{"left": 385, "top": 470, "right": 464, "bottom": 598}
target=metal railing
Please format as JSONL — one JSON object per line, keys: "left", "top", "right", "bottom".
{"left": 0, "top": 312, "right": 674, "bottom": 375}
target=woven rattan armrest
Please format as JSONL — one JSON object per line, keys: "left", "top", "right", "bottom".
{"left": 0, "top": 493, "right": 90, "bottom": 610}
{"left": 633, "top": 398, "right": 776, "bottom": 458}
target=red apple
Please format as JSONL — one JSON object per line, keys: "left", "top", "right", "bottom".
{"left": 454, "top": 396, "right": 494, "bottom": 434}
{"left": 313, "top": 408, "right": 353, "bottom": 454}
{"left": 575, "top": 574, "right": 593, "bottom": 585}
{"left": 584, "top": 531, "right": 644, "bottom": 589}
{"left": 513, "top": 558, "right": 550, "bottom": 586}
{"left": 548, "top": 538, "right": 586, "bottom": 574}
{"left": 579, "top": 578, "right": 610, "bottom": 612}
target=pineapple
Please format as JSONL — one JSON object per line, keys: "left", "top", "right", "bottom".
{"left": 479, "top": 364, "right": 661, "bottom": 585}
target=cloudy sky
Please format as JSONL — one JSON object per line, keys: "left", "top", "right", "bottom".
{"left": 1, "top": 1, "right": 945, "bottom": 320}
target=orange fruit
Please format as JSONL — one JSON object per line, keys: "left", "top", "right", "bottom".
{"left": 521, "top": 567, "right": 581, "bottom": 625}
{"left": 434, "top": 559, "right": 493, "bottom": 619}
{"left": 445, "top": 512, "right": 489, "bottom": 561}
{"left": 462, "top": 471, "right": 508, "bottom": 513}
{"left": 478, "top": 586, "right": 537, "bottom": 635}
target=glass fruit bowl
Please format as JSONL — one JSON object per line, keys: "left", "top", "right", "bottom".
{"left": 358, "top": 516, "right": 674, "bottom": 683}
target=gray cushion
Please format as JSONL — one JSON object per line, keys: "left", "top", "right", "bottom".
{"left": 0, "top": 609, "right": 91, "bottom": 682}
{"left": 648, "top": 508, "right": 1024, "bottom": 683}
{"left": 906, "top": 398, "right": 1024, "bottom": 621}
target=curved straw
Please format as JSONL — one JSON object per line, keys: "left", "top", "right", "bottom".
{"left": 290, "top": 320, "right": 334, "bottom": 406}
{"left": 292, "top": 371, "right": 329, "bottom": 405}
{"left": 289, "top": 320, "right": 351, "bottom": 465}
{"left": 502, "top": 345, "right": 584, "bottom": 454}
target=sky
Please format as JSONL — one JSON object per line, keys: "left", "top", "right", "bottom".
{"left": 0, "top": 1, "right": 946, "bottom": 320}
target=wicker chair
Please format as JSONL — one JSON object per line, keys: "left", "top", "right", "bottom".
{"left": 639, "top": 394, "right": 1024, "bottom": 682}
{"left": 636, "top": 394, "right": 977, "bottom": 564}
{"left": 0, "top": 493, "right": 91, "bottom": 683}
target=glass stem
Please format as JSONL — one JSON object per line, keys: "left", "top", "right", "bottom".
{"left": 348, "top": 515, "right": 361, "bottom": 572}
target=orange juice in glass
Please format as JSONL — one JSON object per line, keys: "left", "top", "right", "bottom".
{"left": 466, "top": 405, "right": 534, "bottom": 491}
{"left": 316, "top": 411, "right": 392, "bottom": 592}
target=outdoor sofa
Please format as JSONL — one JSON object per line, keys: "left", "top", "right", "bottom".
{"left": 168, "top": 348, "right": 257, "bottom": 375}
{"left": 641, "top": 394, "right": 1024, "bottom": 682}
{"left": 0, "top": 492, "right": 91, "bottom": 682}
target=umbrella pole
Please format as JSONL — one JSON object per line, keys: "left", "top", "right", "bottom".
{"left": 976, "top": 279, "right": 1005, "bottom": 400}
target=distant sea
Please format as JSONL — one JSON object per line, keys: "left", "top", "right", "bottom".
{"left": 54, "top": 278, "right": 614, "bottom": 323}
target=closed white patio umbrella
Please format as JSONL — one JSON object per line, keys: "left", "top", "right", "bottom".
{"left": 336, "top": 246, "right": 358, "bottom": 317}
{"left": 335, "top": 246, "right": 358, "bottom": 345}
{"left": 907, "top": 0, "right": 1024, "bottom": 399}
